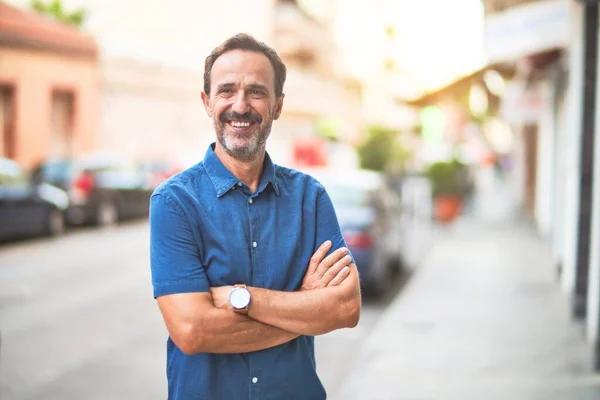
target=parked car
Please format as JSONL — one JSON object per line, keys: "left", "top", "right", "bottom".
{"left": 0, "top": 158, "right": 69, "bottom": 241}
{"left": 31, "top": 154, "right": 153, "bottom": 227}
{"left": 136, "top": 160, "right": 181, "bottom": 190}
{"left": 304, "top": 168, "right": 406, "bottom": 296}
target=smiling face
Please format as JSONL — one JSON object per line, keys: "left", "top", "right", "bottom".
{"left": 202, "top": 49, "right": 284, "bottom": 163}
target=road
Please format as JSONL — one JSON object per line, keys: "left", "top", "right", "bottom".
{"left": 0, "top": 221, "right": 399, "bottom": 400}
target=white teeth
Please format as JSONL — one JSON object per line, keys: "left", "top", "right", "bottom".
{"left": 231, "top": 121, "right": 251, "bottom": 128}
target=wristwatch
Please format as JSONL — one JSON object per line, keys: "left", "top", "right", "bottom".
{"left": 229, "top": 284, "right": 251, "bottom": 314}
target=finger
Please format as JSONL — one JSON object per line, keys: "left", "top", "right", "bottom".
{"left": 306, "top": 240, "right": 332, "bottom": 275}
{"left": 315, "top": 247, "right": 349, "bottom": 277}
{"left": 321, "top": 254, "right": 352, "bottom": 284}
{"left": 328, "top": 266, "right": 351, "bottom": 287}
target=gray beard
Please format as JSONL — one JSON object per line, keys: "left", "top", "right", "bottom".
{"left": 215, "top": 121, "right": 272, "bottom": 162}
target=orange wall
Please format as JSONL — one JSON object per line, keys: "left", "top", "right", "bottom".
{"left": 0, "top": 47, "right": 99, "bottom": 168}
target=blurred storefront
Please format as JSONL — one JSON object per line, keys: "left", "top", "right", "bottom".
{"left": 484, "top": 0, "right": 574, "bottom": 305}
{"left": 0, "top": 2, "right": 99, "bottom": 168}
{"left": 484, "top": 0, "right": 600, "bottom": 371}
{"left": 584, "top": 0, "right": 600, "bottom": 371}
{"left": 484, "top": 0, "right": 571, "bottom": 240}
{"left": 405, "top": 0, "right": 600, "bottom": 371}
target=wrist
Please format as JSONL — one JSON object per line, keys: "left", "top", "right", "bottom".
{"left": 246, "top": 286, "right": 263, "bottom": 319}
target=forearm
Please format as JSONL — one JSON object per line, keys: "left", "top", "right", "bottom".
{"left": 159, "top": 294, "right": 298, "bottom": 355}
{"left": 186, "top": 308, "right": 298, "bottom": 354}
{"left": 247, "top": 266, "right": 361, "bottom": 336}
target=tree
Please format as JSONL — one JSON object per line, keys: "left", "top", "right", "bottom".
{"left": 357, "top": 125, "right": 408, "bottom": 172}
{"left": 31, "top": 0, "right": 87, "bottom": 28}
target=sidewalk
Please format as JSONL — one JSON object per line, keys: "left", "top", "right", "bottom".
{"left": 334, "top": 218, "right": 600, "bottom": 400}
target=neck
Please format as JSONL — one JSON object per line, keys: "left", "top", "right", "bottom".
{"left": 214, "top": 144, "right": 265, "bottom": 193}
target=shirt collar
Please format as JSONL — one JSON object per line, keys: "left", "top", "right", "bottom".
{"left": 203, "top": 143, "right": 280, "bottom": 197}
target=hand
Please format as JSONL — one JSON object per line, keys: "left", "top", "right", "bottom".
{"left": 210, "top": 286, "right": 233, "bottom": 310}
{"left": 301, "top": 241, "right": 352, "bottom": 290}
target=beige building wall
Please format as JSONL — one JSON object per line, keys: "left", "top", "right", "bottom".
{"left": 0, "top": 48, "right": 99, "bottom": 168}
{"left": 2, "top": 0, "right": 361, "bottom": 166}
{"left": 99, "top": 59, "right": 213, "bottom": 165}
{"left": 94, "top": 0, "right": 362, "bottom": 167}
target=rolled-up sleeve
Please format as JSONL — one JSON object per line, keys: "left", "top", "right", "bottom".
{"left": 149, "top": 193, "right": 210, "bottom": 298}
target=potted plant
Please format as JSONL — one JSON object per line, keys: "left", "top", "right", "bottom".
{"left": 425, "top": 159, "right": 470, "bottom": 223}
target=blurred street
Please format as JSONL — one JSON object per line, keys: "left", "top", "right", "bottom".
{"left": 0, "top": 222, "right": 403, "bottom": 400}
{"left": 335, "top": 216, "right": 600, "bottom": 400}
{"left": 4, "top": 0, "right": 600, "bottom": 398}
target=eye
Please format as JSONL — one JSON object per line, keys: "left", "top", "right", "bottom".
{"left": 218, "top": 88, "right": 234, "bottom": 96}
{"left": 249, "top": 89, "right": 264, "bottom": 96}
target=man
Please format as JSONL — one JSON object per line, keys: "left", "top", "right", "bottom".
{"left": 150, "top": 33, "right": 361, "bottom": 400}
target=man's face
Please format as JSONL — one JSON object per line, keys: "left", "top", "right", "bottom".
{"left": 202, "top": 49, "right": 284, "bottom": 162}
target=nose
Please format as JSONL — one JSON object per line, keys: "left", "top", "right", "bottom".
{"left": 231, "top": 91, "right": 250, "bottom": 115}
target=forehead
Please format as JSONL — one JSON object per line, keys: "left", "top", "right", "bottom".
{"left": 210, "top": 49, "right": 275, "bottom": 90}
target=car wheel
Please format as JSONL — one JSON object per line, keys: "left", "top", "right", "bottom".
{"left": 46, "top": 209, "right": 66, "bottom": 236}
{"left": 96, "top": 201, "right": 118, "bottom": 227}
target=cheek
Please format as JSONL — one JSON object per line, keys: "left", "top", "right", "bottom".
{"left": 256, "top": 101, "right": 275, "bottom": 120}
{"left": 211, "top": 103, "right": 226, "bottom": 121}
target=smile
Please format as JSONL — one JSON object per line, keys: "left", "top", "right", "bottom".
{"left": 228, "top": 120, "right": 256, "bottom": 129}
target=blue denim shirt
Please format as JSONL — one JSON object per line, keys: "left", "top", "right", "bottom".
{"left": 149, "top": 144, "right": 349, "bottom": 400}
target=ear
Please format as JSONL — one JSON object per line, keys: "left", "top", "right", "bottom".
{"left": 201, "top": 91, "right": 213, "bottom": 117}
{"left": 273, "top": 94, "right": 285, "bottom": 120}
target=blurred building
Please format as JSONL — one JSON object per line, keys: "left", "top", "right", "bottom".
{"left": 270, "top": 0, "right": 363, "bottom": 166}
{"left": 99, "top": 58, "right": 209, "bottom": 166}
{"left": 80, "top": 0, "right": 276, "bottom": 166}
{"left": 482, "top": 0, "right": 600, "bottom": 371}
{"left": 0, "top": 2, "right": 99, "bottom": 168}
{"left": 3, "top": 0, "right": 362, "bottom": 167}
{"left": 399, "top": 0, "right": 600, "bottom": 371}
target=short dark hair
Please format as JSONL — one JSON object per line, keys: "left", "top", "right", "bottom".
{"left": 204, "top": 33, "right": 287, "bottom": 97}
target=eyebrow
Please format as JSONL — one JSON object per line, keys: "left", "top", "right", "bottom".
{"left": 215, "top": 82, "right": 270, "bottom": 93}
{"left": 216, "top": 83, "right": 235, "bottom": 92}
{"left": 246, "top": 84, "right": 269, "bottom": 93}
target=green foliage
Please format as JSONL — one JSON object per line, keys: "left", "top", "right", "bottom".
{"left": 31, "top": 0, "right": 87, "bottom": 28}
{"left": 357, "top": 125, "right": 408, "bottom": 172}
{"left": 425, "top": 158, "right": 471, "bottom": 198}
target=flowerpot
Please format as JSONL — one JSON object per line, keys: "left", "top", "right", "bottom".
{"left": 433, "top": 195, "right": 462, "bottom": 223}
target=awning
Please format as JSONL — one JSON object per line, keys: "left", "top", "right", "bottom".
{"left": 400, "top": 64, "right": 515, "bottom": 108}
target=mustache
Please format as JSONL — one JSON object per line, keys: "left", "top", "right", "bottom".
{"left": 220, "top": 111, "right": 263, "bottom": 123}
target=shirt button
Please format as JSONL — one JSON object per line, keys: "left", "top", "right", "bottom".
{"left": 248, "top": 198, "right": 253, "bottom": 204}
{"left": 252, "top": 241, "right": 257, "bottom": 248}
{"left": 237, "top": 182, "right": 243, "bottom": 187}
{"left": 252, "top": 377, "right": 258, "bottom": 384}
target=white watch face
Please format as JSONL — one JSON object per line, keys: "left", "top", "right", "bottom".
{"left": 230, "top": 288, "right": 251, "bottom": 309}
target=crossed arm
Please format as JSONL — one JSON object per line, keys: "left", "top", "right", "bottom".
{"left": 156, "top": 242, "right": 361, "bottom": 355}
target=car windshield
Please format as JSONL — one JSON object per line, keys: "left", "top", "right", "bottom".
{"left": 40, "top": 161, "right": 72, "bottom": 182}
